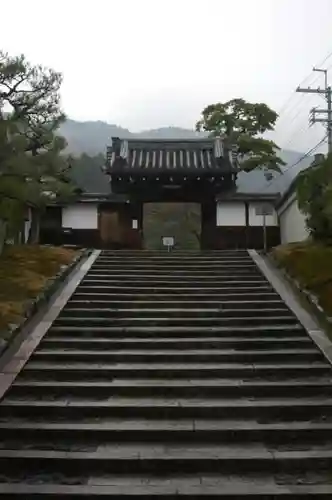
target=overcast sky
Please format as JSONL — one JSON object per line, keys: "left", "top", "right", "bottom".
{"left": 1, "top": 0, "right": 332, "bottom": 152}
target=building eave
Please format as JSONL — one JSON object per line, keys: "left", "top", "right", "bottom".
{"left": 216, "top": 192, "right": 280, "bottom": 203}
{"left": 46, "top": 192, "right": 128, "bottom": 207}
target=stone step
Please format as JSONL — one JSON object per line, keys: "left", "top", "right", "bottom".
{"left": 88, "top": 276, "right": 266, "bottom": 284}
{"left": 91, "top": 263, "right": 259, "bottom": 270}
{"left": 61, "top": 307, "right": 291, "bottom": 319}
{"left": 98, "top": 252, "right": 252, "bottom": 262}
{"left": 98, "top": 250, "right": 250, "bottom": 254}
{"left": 98, "top": 255, "right": 254, "bottom": 258}
{"left": 1, "top": 419, "right": 332, "bottom": 442}
{"left": 72, "top": 292, "right": 280, "bottom": 302}
{"left": 3, "top": 397, "right": 332, "bottom": 420}
{"left": 23, "top": 361, "right": 331, "bottom": 379}
{"left": 31, "top": 348, "right": 322, "bottom": 364}
{"left": 0, "top": 481, "right": 331, "bottom": 498}
{"left": 88, "top": 270, "right": 263, "bottom": 277}
{"left": 90, "top": 263, "right": 260, "bottom": 270}
{"left": 0, "top": 444, "right": 332, "bottom": 474}
{"left": 95, "top": 257, "right": 253, "bottom": 267}
{"left": 11, "top": 379, "right": 332, "bottom": 398}
{"left": 53, "top": 316, "right": 299, "bottom": 327}
{"left": 82, "top": 277, "right": 269, "bottom": 285}
{"left": 97, "top": 255, "right": 252, "bottom": 260}
{"left": 0, "top": 443, "right": 331, "bottom": 478}
{"left": 76, "top": 285, "right": 274, "bottom": 295}
{"left": 41, "top": 336, "right": 311, "bottom": 350}
{"left": 95, "top": 261, "right": 254, "bottom": 267}
{"left": 68, "top": 299, "right": 286, "bottom": 310}
{"left": 101, "top": 250, "right": 250, "bottom": 254}
{"left": 48, "top": 324, "right": 305, "bottom": 337}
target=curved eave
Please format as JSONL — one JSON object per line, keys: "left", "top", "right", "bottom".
{"left": 106, "top": 167, "right": 236, "bottom": 177}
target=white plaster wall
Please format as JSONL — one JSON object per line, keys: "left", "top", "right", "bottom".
{"left": 62, "top": 204, "right": 98, "bottom": 229}
{"left": 216, "top": 202, "right": 245, "bottom": 226}
{"left": 249, "top": 203, "right": 278, "bottom": 226}
{"left": 278, "top": 194, "right": 309, "bottom": 244}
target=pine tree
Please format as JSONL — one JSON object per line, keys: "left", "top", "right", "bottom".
{"left": 0, "top": 51, "right": 77, "bottom": 246}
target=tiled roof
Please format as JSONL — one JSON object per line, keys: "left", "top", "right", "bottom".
{"left": 106, "top": 138, "right": 234, "bottom": 174}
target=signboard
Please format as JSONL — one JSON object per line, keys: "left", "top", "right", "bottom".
{"left": 162, "top": 237, "right": 174, "bottom": 249}
{"left": 261, "top": 204, "right": 273, "bottom": 216}
{"left": 256, "top": 204, "right": 273, "bottom": 216}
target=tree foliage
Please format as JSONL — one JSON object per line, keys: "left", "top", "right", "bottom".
{"left": 196, "top": 98, "right": 285, "bottom": 173}
{"left": 297, "top": 153, "right": 332, "bottom": 242}
{"left": 0, "top": 51, "right": 77, "bottom": 245}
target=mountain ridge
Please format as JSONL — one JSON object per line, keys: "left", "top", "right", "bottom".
{"left": 60, "top": 119, "right": 207, "bottom": 156}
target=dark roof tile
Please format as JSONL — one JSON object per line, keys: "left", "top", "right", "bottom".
{"left": 107, "top": 137, "right": 234, "bottom": 173}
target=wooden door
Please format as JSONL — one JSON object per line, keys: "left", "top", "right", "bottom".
{"left": 100, "top": 210, "right": 122, "bottom": 247}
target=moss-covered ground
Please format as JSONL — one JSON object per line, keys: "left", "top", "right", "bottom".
{"left": 272, "top": 241, "right": 332, "bottom": 315}
{"left": 0, "top": 245, "right": 78, "bottom": 337}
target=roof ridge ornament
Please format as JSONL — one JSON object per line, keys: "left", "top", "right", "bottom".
{"left": 214, "top": 137, "right": 224, "bottom": 158}
{"left": 120, "top": 140, "right": 129, "bottom": 159}
{"left": 110, "top": 137, "right": 129, "bottom": 159}
{"left": 111, "top": 137, "right": 121, "bottom": 157}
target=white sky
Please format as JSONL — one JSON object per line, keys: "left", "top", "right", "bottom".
{"left": 1, "top": 0, "right": 332, "bottom": 152}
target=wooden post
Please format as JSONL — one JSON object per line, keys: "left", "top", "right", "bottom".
{"left": 263, "top": 213, "right": 267, "bottom": 253}
{"left": 245, "top": 202, "right": 249, "bottom": 248}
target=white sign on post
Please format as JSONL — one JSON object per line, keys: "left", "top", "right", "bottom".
{"left": 162, "top": 237, "right": 174, "bottom": 252}
{"left": 260, "top": 205, "right": 270, "bottom": 254}
{"left": 260, "top": 204, "right": 272, "bottom": 216}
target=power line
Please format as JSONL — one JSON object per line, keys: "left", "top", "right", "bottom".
{"left": 278, "top": 75, "right": 319, "bottom": 117}
{"left": 259, "top": 50, "right": 332, "bottom": 195}
{"left": 277, "top": 47, "right": 332, "bottom": 118}
{"left": 280, "top": 104, "right": 307, "bottom": 129}
{"left": 277, "top": 75, "right": 321, "bottom": 123}
{"left": 297, "top": 68, "right": 332, "bottom": 153}
{"left": 277, "top": 94, "right": 307, "bottom": 122}
{"left": 280, "top": 123, "right": 310, "bottom": 150}
{"left": 317, "top": 49, "right": 332, "bottom": 68}
{"left": 276, "top": 72, "right": 330, "bottom": 152}
{"left": 278, "top": 87, "right": 310, "bottom": 118}
{"left": 275, "top": 94, "right": 318, "bottom": 150}
{"left": 281, "top": 135, "right": 327, "bottom": 174}
{"left": 260, "top": 136, "right": 327, "bottom": 192}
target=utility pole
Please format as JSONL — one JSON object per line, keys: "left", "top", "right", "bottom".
{"left": 296, "top": 67, "right": 332, "bottom": 153}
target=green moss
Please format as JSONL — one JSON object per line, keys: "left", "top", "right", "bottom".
{"left": 0, "top": 245, "right": 78, "bottom": 333}
{"left": 272, "top": 242, "right": 332, "bottom": 315}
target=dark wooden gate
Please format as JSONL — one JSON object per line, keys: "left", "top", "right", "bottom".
{"left": 143, "top": 203, "right": 201, "bottom": 250}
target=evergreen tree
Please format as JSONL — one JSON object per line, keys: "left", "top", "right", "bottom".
{"left": 0, "top": 51, "right": 77, "bottom": 245}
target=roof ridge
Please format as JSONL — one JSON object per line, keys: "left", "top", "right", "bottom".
{"left": 111, "top": 137, "right": 214, "bottom": 144}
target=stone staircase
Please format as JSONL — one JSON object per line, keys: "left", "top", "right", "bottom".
{"left": 0, "top": 250, "right": 332, "bottom": 497}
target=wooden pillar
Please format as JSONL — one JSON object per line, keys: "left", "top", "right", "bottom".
{"left": 245, "top": 202, "right": 250, "bottom": 248}
{"left": 201, "top": 201, "right": 216, "bottom": 250}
